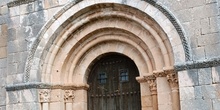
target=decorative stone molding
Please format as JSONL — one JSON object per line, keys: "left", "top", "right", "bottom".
{"left": 164, "top": 69, "right": 176, "bottom": 75}
{"left": 153, "top": 70, "right": 167, "bottom": 77}
{"left": 175, "top": 58, "right": 220, "bottom": 71}
{"left": 7, "top": 0, "right": 36, "bottom": 8}
{"left": 144, "top": 75, "right": 157, "bottom": 94}
{"left": 39, "top": 89, "right": 51, "bottom": 102}
{"left": 153, "top": 67, "right": 176, "bottom": 77}
{"left": 143, "top": 0, "right": 190, "bottom": 61}
{"left": 64, "top": 90, "right": 75, "bottom": 102}
{"left": 6, "top": 82, "right": 89, "bottom": 91}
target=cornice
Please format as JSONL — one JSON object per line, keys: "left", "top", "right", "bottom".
{"left": 5, "top": 82, "right": 89, "bottom": 91}
{"left": 174, "top": 58, "right": 220, "bottom": 71}
{"left": 7, "top": 0, "right": 36, "bottom": 8}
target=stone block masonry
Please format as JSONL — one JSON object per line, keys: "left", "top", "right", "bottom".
{"left": 179, "top": 66, "right": 220, "bottom": 110}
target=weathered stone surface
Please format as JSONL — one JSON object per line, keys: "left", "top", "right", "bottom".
{"left": 186, "top": 0, "right": 206, "bottom": 8}
{"left": 7, "top": 41, "right": 19, "bottom": 54}
{"left": 0, "top": 96, "right": 6, "bottom": 106}
{"left": 6, "top": 91, "right": 20, "bottom": 104}
{"left": 9, "top": 6, "right": 19, "bottom": 17}
{"left": 0, "top": 106, "right": 6, "bottom": 110}
{"left": 192, "top": 47, "right": 206, "bottom": 60}
{"left": 8, "top": 28, "right": 16, "bottom": 41}
{"left": 205, "top": 43, "right": 220, "bottom": 58}
{"left": 212, "top": 66, "right": 220, "bottom": 83}
{"left": 175, "top": 9, "right": 192, "bottom": 22}
{"left": 0, "top": 58, "right": 7, "bottom": 68}
{"left": 213, "top": 99, "right": 220, "bottom": 110}
{"left": 198, "top": 33, "right": 220, "bottom": 46}
{"left": 179, "top": 86, "right": 195, "bottom": 100}
{"left": 20, "top": 10, "right": 46, "bottom": 26}
{"left": 34, "top": 0, "right": 44, "bottom": 11}
{"left": 1, "top": 5, "right": 8, "bottom": 15}
{"left": 198, "top": 68, "right": 212, "bottom": 85}
{"left": 178, "top": 69, "right": 199, "bottom": 87}
{"left": 0, "top": 68, "right": 6, "bottom": 78}
{"left": 201, "top": 85, "right": 218, "bottom": 99}
{"left": 0, "top": 34, "right": 7, "bottom": 47}
{"left": 206, "top": 0, "right": 217, "bottom": 3}
{"left": 44, "top": 0, "right": 59, "bottom": 9}
{"left": 181, "top": 99, "right": 212, "bottom": 110}
{"left": 20, "top": 89, "right": 38, "bottom": 103}
{"left": 0, "top": 47, "right": 7, "bottom": 58}
{"left": 192, "top": 3, "right": 218, "bottom": 19}
{"left": 8, "top": 16, "right": 20, "bottom": 29}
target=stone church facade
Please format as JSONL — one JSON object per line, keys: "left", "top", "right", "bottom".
{"left": 0, "top": 0, "right": 220, "bottom": 110}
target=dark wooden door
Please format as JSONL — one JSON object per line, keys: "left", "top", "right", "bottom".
{"left": 88, "top": 54, "right": 141, "bottom": 110}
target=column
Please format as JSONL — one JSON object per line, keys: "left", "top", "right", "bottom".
{"left": 167, "top": 71, "right": 180, "bottom": 110}
{"left": 39, "top": 89, "right": 51, "bottom": 110}
{"left": 72, "top": 84, "right": 89, "bottom": 110}
{"left": 154, "top": 71, "right": 172, "bottom": 110}
{"left": 145, "top": 75, "right": 158, "bottom": 110}
{"left": 136, "top": 76, "right": 153, "bottom": 110}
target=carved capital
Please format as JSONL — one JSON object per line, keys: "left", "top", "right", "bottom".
{"left": 64, "top": 90, "right": 75, "bottom": 102}
{"left": 153, "top": 70, "right": 167, "bottom": 77}
{"left": 144, "top": 75, "right": 157, "bottom": 94}
{"left": 39, "top": 89, "right": 51, "bottom": 102}
{"left": 167, "top": 73, "right": 178, "bottom": 90}
{"left": 164, "top": 69, "right": 176, "bottom": 75}
{"left": 136, "top": 76, "right": 147, "bottom": 83}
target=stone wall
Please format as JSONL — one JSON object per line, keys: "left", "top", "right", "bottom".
{"left": 0, "top": 0, "right": 9, "bottom": 110}
{"left": 157, "top": 0, "right": 220, "bottom": 109}
{"left": 0, "top": 0, "right": 70, "bottom": 109}
{"left": 157, "top": 0, "right": 220, "bottom": 60}
{"left": 0, "top": 0, "right": 220, "bottom": 110}
{"left": 179, "top": 67, "right": 220, "bottom": 110}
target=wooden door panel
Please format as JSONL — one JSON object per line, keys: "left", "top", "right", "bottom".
{"left": 88, "top": 54, "right": 141, "bottom": 110}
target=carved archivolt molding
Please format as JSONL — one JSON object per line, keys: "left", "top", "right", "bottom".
{"left": 64, "top": 90, "right": 75, "bottom": 102}
{"left": 39, "top": 89, "right": 51, "bottom": 102}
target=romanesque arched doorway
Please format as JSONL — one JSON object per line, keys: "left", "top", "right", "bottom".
{"left": 88, "top": 53, "right": 141, "bottom": 110}
{"left": 24, "top": 1, "right": 185, "bottom": 110}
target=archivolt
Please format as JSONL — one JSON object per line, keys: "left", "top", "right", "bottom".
{"left": 25, "top": 0, "right": 186, "bottom": 84}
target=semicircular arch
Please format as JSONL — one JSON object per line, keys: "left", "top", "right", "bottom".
{"left": 24, "top": 0, "right": 187, "bottom": 84}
